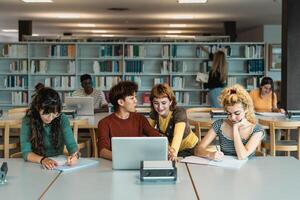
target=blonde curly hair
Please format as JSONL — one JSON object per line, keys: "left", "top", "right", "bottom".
{"left": 219, "top": 84, "right": 256, "bottom": 124}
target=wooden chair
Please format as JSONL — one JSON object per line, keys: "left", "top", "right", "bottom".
{"left": 68, "top": 119, "right": 91, "bottom": 157}
{"left": 8, "top": 107, "right": 28, "bottom": 115}
{"left": 259, "top": 119, "right": 300, "bottom": 159}
{"left": 186, "top": 107, "right": 216, "bottom": 140}
{"left": 0, "top": 120, "right": 22, "bottom": 158}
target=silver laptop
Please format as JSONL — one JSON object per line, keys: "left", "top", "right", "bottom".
{"left": 65, "top": 96, "right": 94, "bottom": 116}
{"left": 112, "top": 137, "right": 168, "bottom": 170}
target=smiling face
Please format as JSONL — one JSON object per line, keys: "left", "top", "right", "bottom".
{"left": 152, "top": 97, "right": 172, "bottom": 118}
{"left": 81, "top": 78, "right": 93, "bottom": 95}
{"left": 225, "top": 103, "right": 246, "bottom": 124}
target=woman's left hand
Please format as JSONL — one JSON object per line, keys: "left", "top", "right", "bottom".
{"left": 168, "top": 146, "right": 177, "bottom": 161}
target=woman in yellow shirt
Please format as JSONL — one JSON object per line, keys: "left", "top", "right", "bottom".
{"left": 149, "top": 84, "right": 198, "bottom": 160}
{"left": 249, "top": 77, "right": 284, "bottom": 113}
{"left": 249, "top": 77, "right": 284, "bottom": 140}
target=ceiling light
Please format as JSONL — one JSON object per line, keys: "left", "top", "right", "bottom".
{"left": 22, "top": 0, "right": 53, "bottom": 2}
{"left": 177, "top": 0, "right": 207, "bottom": 3}
{"left": 92, "top": 30, "right": 107, "bottom": 33}
{"left": 2, "top": 29, "right": 18, "bottom": 32}
{"left": 32, "top": 33, "right": 39, "bottom": 36}
{"left": 101, "top": 34, "right": 114, "bottom": 37}
{"left": 165, "top": 35, "right": 195, "bottom": 38}
{"left": 167, "top": 30, "right": 182, "bottom": 34}
{"left": 78, "top": 24, "right": 96, "bottom": 27}
{"left": 173, "top": 15, "right": 194, "bottom": 19}
{"left": 57, "top": 14, "right": 81, "bottom": 19}
{"left": 169, "top": 24, "right": 187, "bottom": 27}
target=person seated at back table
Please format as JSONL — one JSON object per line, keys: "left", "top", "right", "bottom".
{"left": 195, "top": 84, "right": 265, "bottom": 160}
{"left": 148, "top": 83, "right": 199, "bottom": 161}
{"left": 249, "top": 77, "right": 285, "bottom": 141}
{"left": 249, "top": 76, "right": 285, "bottom": 113}
{"left": 73, "top": 74, "right": 108, "bottom": 113}
{"left": 97, "top": 81, "right": 161, "bottom": 160}
{"left": 20, "top": 87, "right": 78, "bottom": 169}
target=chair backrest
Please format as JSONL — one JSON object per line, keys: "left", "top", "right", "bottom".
{"left": 259, "top": 119, "right": 300, "bottom": 158}
{"left": 0, "top": 120, "right": 22, "bottom": 158}
{"left": 8, "top": 107, "right": 28, "bottom": 114}
{"left": 69, "top": 119, "right": 89, "bottom": 142}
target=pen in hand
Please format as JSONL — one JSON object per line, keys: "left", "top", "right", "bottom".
{"left": 67, "top": 151, "right": 78, "bottom": 166}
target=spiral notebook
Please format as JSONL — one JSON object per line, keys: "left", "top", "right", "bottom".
{"left": 49, "top": 155, "right": 99, "bottom": 172}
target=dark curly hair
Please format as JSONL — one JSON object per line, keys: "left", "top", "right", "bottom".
{"left": 26, "top": 87, "right": 62, "bottom": 156}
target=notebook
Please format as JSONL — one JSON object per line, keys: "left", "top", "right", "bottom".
{"left": 181, "top": 155, "right": 248, "bottom": 169}
{"left": 49, "top": 155, "right": 99, "bottom": 172}
{"left": 112, "top": 137, "right": 168, "bottom": 170}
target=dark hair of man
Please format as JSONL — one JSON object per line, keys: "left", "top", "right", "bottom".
{"left": 109, "top": 81, "right": 138, "bottom": 111}
{"left": 80, "top": 74, "right": 92, "bottom": 83}
{"left": 26, "top": 87, "right": 63, "bottom": 156}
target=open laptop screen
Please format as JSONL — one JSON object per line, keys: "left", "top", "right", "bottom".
{"left": 112, "top": 137, "right": 168, "bottom": 170}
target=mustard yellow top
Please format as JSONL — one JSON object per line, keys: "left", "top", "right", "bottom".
{"left": 249, "top": 89, "right": 277, "bottom": 112}
{"left": 149, "top": 108, "right": 198, "bottom": 155}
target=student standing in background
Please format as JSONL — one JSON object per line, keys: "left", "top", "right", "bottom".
{"left": 73, "top": 74, "right": 108, "bottom": 112}
{"left": 20, "top": 87, "right": 78, "bottom": 169}
{"left": 149, "top": 84, "right": 198, "bottom": 160}
{"left": 195, "top": 84, "right": 264, "bottom": 160}
{"left": 207, "top": 51, "right": 227, "bottom": 108}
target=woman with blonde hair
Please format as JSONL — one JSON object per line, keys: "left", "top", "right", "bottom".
{"left": 149, "top": 83, "right": 199, "bottom": 160}
{"left": 207, "top": 50, "right": 227, "bottom": 108}
{"left": 195, "top": 84, "right": 264, "bottom": 160}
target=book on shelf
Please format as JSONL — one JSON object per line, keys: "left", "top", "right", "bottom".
{"left": 48, "top": 44, "right": 75, "bottom": 57}
{"left": 125, "top": 61, "right": 143, "bottom": 73}
{"left": 126, "top": 45, "right": 146, "bottom": 57}
{"left": 1, "top": 44, "right": 27, "bottom": 58}
{"left": 172, "top": 77, "right": 184, "bottom": 89}
{"left": 247, "top": 60, "right": 264, "bottom": 73}
{"left": 44, "top": 76, "right": 75, "bottom": 89}
{"left": 125, "top": 76, "right": 141, "bottom": 88}
{"left": 161, "top": 45, "right": 169, "bottom": 58}
{"left": 30, "top": 60, "right": 47, "bottom": 74}
{"left": 9, "top": 60, "right": 28, "bottom": 73}
{"left": 4, "top": 75, "right": 28, "bottom": 88}
{"left": 244, "top": 45, "right": 264, "bottom": 59}
{"left": 11, "top": 91, "right": 28, "bottom": 105}
{"left": 141, "top": 92, "right": 151, "bottom": 104}
{"left": 174, "top": 92, "right": 190, "bottom": 105}
{"left": 67, "top": 60, "right": 76, "bottom": 74}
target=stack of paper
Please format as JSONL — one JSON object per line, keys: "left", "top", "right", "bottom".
{"left": 181, "top": 155, "right": 248, "bottom": 169}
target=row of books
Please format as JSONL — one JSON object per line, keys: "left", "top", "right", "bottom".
{"left": 48, "top": 45, "right": 76, "bottom": 57}
{"left": 93, "top": 60, "right": 123, "bottom": 73}
{"left": 30, "top": 60, "right": 75, "bottom": 74}
{"left": 44, "top": 76, "right": 76, "bottom": 89}
{"left": 154, "top": 77, "right": 170, "bottom": 85}
{"left": 12, "top": 91, "right": 28, "bottom": 105}
{"left": 99, "top": 45, "right": 122, "bottom": 57}
{"left": 247, "top": 60, "right": 264, "bottom": 73}
{"left": 93, "top": 76, "right": 121, "bottom": 90}
{"left": 4, "top": 75, "right": 28, "bottom": 88}
{"left": 125, "top": 61, "right": 143, "bottom": 73}
{"left": 125, "top": 45, "right": 169, "bottom": 58}
{"left": 244, "top": 45, "right": 264, "bottom": 58}
{"left": 125, "top": 76, "right": 142, "bottom": 88}
{"left": 9, "top": 60, "right": 28, "bottom": 73}
{"left": 175, "top": 92, "right": 190, "bottom": 104}
{"left": 1, "top": 44, "right": 27, "bottom": 58}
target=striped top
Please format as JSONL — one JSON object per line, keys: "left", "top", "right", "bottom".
{"left": 73, "top": 88, "right": 107, "bottom": 109}
{"left": 212, "top": 119, "right": 265, "bottom": 158}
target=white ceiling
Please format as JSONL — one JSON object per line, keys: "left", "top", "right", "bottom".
{"left": 0, "top": 0, "right": 282, "bottom": 39}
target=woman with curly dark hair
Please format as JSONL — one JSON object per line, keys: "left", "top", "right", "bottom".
{"left": 20, "top": 87, "right": 78, "bottom": 169}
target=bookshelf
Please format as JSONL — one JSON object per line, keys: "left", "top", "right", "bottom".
{"left": 0, "top": 42, "right": 266, "bottom": 109}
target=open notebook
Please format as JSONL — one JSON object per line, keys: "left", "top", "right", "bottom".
{"left": 48, "top": 155, "right": 99, "bottom": 172}
{"left": 181, "top": 155, "right": 248, "bottom": 169}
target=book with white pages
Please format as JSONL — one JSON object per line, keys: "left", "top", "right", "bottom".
{"left": 181, "top": 155, "right": 248, "bottom": 169}
{"left": 255, "top": 112, "right": 286, "bottom": 117}
{"left": 49, "top": 155, "right": 99, "bottom": 172}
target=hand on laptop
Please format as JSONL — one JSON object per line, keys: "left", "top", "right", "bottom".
{"left": 168, "top": 146, "right": 177, "bottom": 161}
